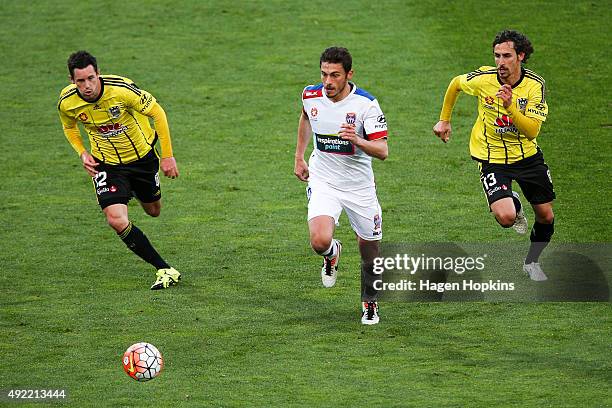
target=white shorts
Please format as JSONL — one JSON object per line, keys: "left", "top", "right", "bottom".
{"left": 307, "top": 180, "right": 382, "bottom": 241}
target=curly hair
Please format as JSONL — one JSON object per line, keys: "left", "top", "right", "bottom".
{"left": 492, "top": 30, "right": 534, "bottom": 63}
{"left": 320, "top": 47, "right": 352, "bottom": 73}
{"left": 67, "top": 50, "right": 98, "bottom": 78}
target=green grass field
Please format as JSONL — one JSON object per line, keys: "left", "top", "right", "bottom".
{"left": 1, "top": 1, "right": 610, "bottom": 406}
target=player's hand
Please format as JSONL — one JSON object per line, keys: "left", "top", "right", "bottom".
{"left": 496, "top": 84, "right": 513, "bottom": 109}
{"left": 338, "top": 123, "right": 360, "bottom": 145}
{"left": 80, "top": 151, "right": 99, "bottom": 176}
{"left": 161, "top": 157, "right": 179, "bottom": 179}
{"left": 433, "top": 120, "right": 452, "bottom": 143}
{"left": 294, "top": 158, "right": 309, "bottom": 182}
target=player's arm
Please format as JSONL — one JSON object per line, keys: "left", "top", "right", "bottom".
{"left": 433, "top": 75, "right": 463, "bottom": 143}
{"left": 496, "top": 84, "right": 542, "bottom": 140}
{"left": 59, "top": 109, "right": 99, "bottom": 176}
{"left": 145, "top": 102, "right": 179, "bottom": 178}
{"left": 294, "top": 110, "right": 312, "bottom": 182}
{"left": 338, "top": 124, "right": 388, "bottom": 160}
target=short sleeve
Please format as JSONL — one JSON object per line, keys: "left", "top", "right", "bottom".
{"left": 363, "top": 100, "right": 387, "bottom": 141}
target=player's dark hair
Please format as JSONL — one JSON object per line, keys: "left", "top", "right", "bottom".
{"left": 493, "top": 30, "right": 534, "bottom": 64}
{"left": 320, "top": 47, "right": 352, "bottom": 73}
{"left": 67, "top": 50, "right": 98, "bottom": 78}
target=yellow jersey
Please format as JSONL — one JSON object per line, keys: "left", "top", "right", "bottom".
{"left": 58, "top": 75, "right": 158, "bottom": 164}
{"left": 459, "top": 66, "right": 548, "bottom": 164}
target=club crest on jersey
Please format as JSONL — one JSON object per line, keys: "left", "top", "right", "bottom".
{"left": 109, "top": 106, "right": 121, "bottom": 119}
{"left": 345, "top": 112, "right": 356, "bottom": 125}
{"left": 310, "top": 107, "right": 318, "bottom": 118}
{"left": 78, "top": 112, "right": 88, "bottom": 122}
{"left": 517, "top": 98, "right": 528, "bottom": 111}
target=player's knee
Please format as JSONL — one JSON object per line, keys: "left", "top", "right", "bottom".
{"left": 495, "top": 212, "right": 516, "bottom": 228}
{"left": 143, "top": 202, "right": 161, "bottom": 217}
{"left": 537, "top": 213, "right": 554, "bottom": 224}
{"left": 310, "top": 235, "right": 332, "bottom": 255}
{"left": 106, "top": 213, "right": 129, "bottom": 232}
{"left": 146, "top": 207, "right": 161, "bottom": 217}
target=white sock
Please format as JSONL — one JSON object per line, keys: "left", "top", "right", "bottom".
{"left": 322, "top": 239, "right": 338, "bottom": 258}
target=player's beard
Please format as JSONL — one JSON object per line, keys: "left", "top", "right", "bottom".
{"left": 326, "top": 81, "right": 347, "bottom": 99}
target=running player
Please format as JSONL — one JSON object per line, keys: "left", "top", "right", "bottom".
{"left": 295, "top": 47, "right": 389, "bottom": 324}
{"left": 58, "top": 51, "right": 181, "bottom": 290}
{"left": 433, "top": 30, "right": 555, "bottom": 281}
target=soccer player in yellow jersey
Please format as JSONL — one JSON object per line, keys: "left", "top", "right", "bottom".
{"left": 433, "top": 30, "right": 555, "bottom": 281}
{"left": 58, "top": 51, "right": 181, "bottom": 290}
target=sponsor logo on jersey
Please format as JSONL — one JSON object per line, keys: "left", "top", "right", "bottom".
{"left": 377, "top": 114, "right": 386, "bottom": 124}
{"left": 487, "top": 186, "right": 502, "bottom": 196}
{"left": 527, "top": 107, "right": 547, "bottom": 118}
{"left": 315, "top": 134, "right": 354, "bottom": 155}
{"left": 345, "top": 112, "right": 356, "bottom": 125}
{"left": 78, "top": 112, "right": 88, "bottom": 122}
{"left": 494, "top": 114, "right": 518, "bottom": 134}
{"left": 109, "top": 106, "right": 120, "bottom": 118}
{"left": 517, "top": 98, "right": 528, "bottom": 111}
{"left": 110, "top": 185, "right": 117, "bottom": 193}
{"left": 304, "top": 91, "right": 320, "bottom": 97}
{"left": 97, "top": 122, "right": 128, "bottom": 137}
{"left": 93, "top": 104, "right": 101, "bottom": 110}
{"left": 139, "top": 93, "right": 153, "bottom": 113}
{"left": 483, "top": 95, "right": 495, "bottom": 110}
{"left": 310, "top": 107, "right": 318, "bottom": 118}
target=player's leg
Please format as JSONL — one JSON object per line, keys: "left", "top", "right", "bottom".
{"left": 140, "top": 200, "right": 161, "bottom": 217}
{"left": 123, "top": 151, "right": 180, "bottom": 289}
{"left": 516, "top": 154, "right": 556, "bottom": 281}
{"left": 92, "top": 167, "right": 158, "bottom": 266}
{"left": 479, "top": 163, "right": 525, "bottom": 232}
{"left": 343, "top": 187, "right": 382, "bottom": 325}
{"left": 358, "top": 237, "right": 380, "bottom": 325}
{"left": 489, "top": 197, "right": 517, "bottom": 228}
{"left": 526, "top": 202, "right": 555, "bottom": 261}
{"left": 307, "top": 182, "right": 343, "bottom": 288}
{"left": 103, "top": 203, "right": 172, "bottom": 272}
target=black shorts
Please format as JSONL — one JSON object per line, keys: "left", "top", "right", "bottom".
{"left": 92, "top": 149, "right": 161, "bottom": 209}
{"left": 477, "top": 150, "right": 555, "bottom": 206}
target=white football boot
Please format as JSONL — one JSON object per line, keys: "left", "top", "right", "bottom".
{"left": 361, "top": 301, "right": 380, "bottom": 325}
{"left": 321, "top": 241, "right": 342, "bottom": 288}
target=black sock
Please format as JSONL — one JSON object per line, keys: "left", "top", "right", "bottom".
{"left": 525, "top": 219, "right": 554, "bottom": 264}
{"left": 512, "top": 194, "right": 522, "bottom": 213}
{"left": 361, "top": 261, "right": 378, "bottom": 302}
{"left": 119, "top": 222, "right": 170, "bottom": 270}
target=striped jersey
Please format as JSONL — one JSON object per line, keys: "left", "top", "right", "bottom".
{"left": 302, "top": 82, "right": 388, "bottom": 190}
{"left": 58, "top": 75, "right": 157, "bottom": 164}
{"left": 459, "top": 66, "right": 548, "bottom": 164}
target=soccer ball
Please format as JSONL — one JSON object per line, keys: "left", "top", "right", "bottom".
{"left": 122, "top": 342, "right": 164, "bottom": 381}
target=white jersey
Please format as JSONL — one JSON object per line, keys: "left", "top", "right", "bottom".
{"left": 302, "top": 82, "right": 388, "bottom": 190}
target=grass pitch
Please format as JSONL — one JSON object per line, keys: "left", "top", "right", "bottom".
{"left": 0, "top": 1, "right": 610, "bottom": 406}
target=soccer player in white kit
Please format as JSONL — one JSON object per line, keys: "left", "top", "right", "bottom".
{"left": 294, "top": 47, "right": 389, "bottom": 325}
